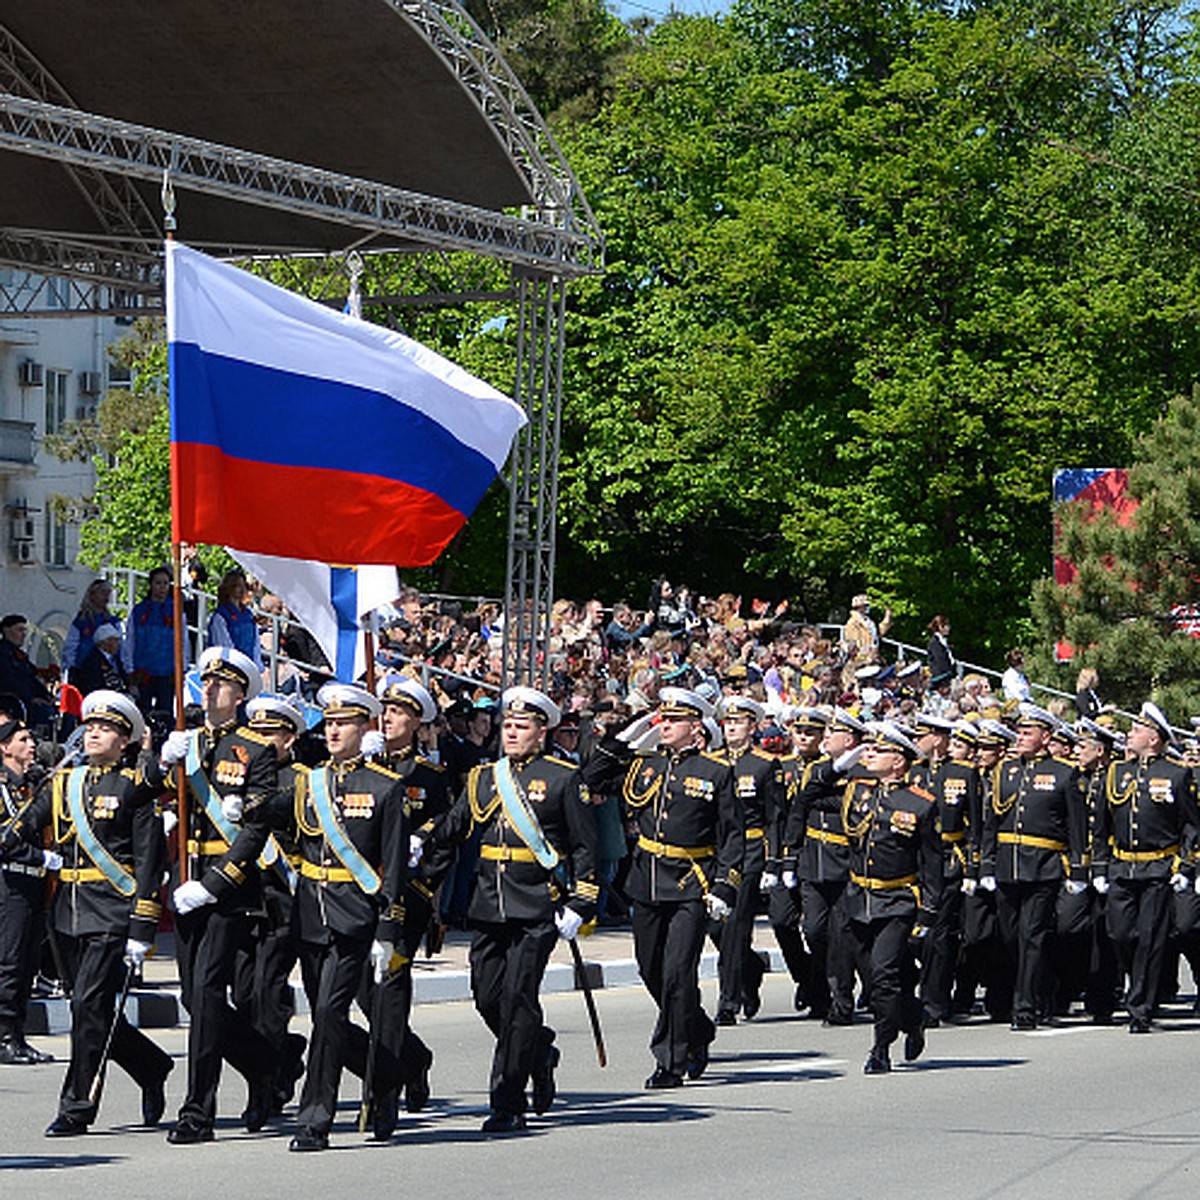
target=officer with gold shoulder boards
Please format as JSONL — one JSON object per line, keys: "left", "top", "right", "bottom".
{"left": 712, "top": 695, "right": 775, "bottom": 1024}
{"left": 781, "top": 707, "right": 866, "bottom": 1025}
{"left": 1093, "top": 703, "right": 1200, "bottom": 1033}
{"left": 422, "top": 686, "right": 598, "bottom": 1133}
{"left": 369, "top": 675, "right": 449, "bottom": 1128}
{"left": 288, "top": 683, "right": 408, "bottom": 1151}
{"left": 584, "top": 686, "right": 742, "bottom": 1089}
{"left": 152, "top": 646, "right": 279, "bottom": 1144}
{"left": 980, "top": 704, "right": 1087, "bottom": 1031}
{"left": 844, "top": 722, "right": 942, "bottom": 1074}
{"left": 233, "top": 694, "right": 308, "bottom": 1119}
{"left": 3, "top": 691, "right": 173, "bottom": 1135}
{"left": 920, "top": 720, "right": 981, "bottom": 1026}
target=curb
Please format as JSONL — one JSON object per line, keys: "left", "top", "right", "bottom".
{"left": 25, "top": 949, "right": 788, "bottom": 1034}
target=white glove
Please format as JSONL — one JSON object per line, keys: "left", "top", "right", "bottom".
{"left": 960, "top": 877, "right": 977, "bottom": 896}
{"left": 162, "top": 810, "right": 179, "bottom": 837}
{"left": 705, "top": 893, "right": 732, "bottom": 921}
{"left": 160, "top": 729, "right": 192, "bottom": 768}
{"left": 616, "top": 712, "right": 655, "bottom": 745}
{"left": 220, "top": 793, "right": 244, "bottom": 823}
{"left": 760, "top": 872, "right": 779, "bottom": 892}
{"left": 781, "top": 870, "right": 798, "bottom": 891}
{"left": 1093, "top": 875, "right": 1110, "bottom": 895}
{"left": 41, "top": 849, "right": 63, "bottom": 872}
{"left": 1171, "top": 873, "right": 1190, "bottom": 893}
{"left": 1063, "top": 879, "right": 1087, "bottom": 895}
{"left": 173, "top": 879, "right": 216, "bottom": 915}
{"left": 124, "top": 938, "right": 151, "bottom": 966}
{"left": 408, "top": 835, "right": 425, "bottom": 869}
{"left": 979, "top": 875, "right": 997, "bottom": 892}
{"left": 833, "top": 744, "right": 866, "bottom": 774}
{"left": 371, "top": 939, "right": 395, "bottom": 984}
{"left": 555, "top": 906, "right": 584, "bottom": 940}
{"left": 361, "top": 730, "right": 386, "bottom": 757}
{"left": 629, "top": 724, "right": 661, "bottom": 753}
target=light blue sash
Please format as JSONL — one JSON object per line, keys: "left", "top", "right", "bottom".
{"left": 185, "top": 731, "right": 283, "bottom": 876}
{"left": 309, "top": 767, "right": 382, "bottom": 894}
{"left": 494, "top": 758, "right": 559, "bottom": 870}
{"left": 65, "top": 767, "right": 135, "bottom": 897}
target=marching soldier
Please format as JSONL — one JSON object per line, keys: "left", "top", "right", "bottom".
{"left": 0, "top": 716, "right": 55, "bottom": 1065}
{"left": 920, "top": 720, "right": 981, "bottom": 1026}
{"left": 584, "top": 687, "right": 742, "bottom": 1089}
{"left": 232, "top": 694, "right": 309, "bottom": 1118}
{"left": 782, "top": 707, "right": 866, "bottom": 1024}
{"left": 980, "top": 705, "right": 1087, "bottom": 1030}
{"left": 843, "top": 722, "right": 942, "bottom": 1074}
{"left": 154, "top": 646, "right": 279, "bottom": 1144}
{"left": 423, "top": 686, "right": 598, "bottom": 1132}
{"left": 287, "top": 683, "right": 408, "bottom": 1151}
{"left": 2, "top": 692, "right": 173, "bottom": 1135}
{"left": 760, "top": 707, "right": 817, "bottom": 1013}
{"left": 712, "top": 695, "right": 776, "bottom": 1024}
{"left": 368, "top": 675, "right": 450, "bottom": 1130}
{"left": 1093, "top": 703, "right": 1200, "bottom": 1032}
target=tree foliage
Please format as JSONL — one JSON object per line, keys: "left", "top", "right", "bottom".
{"left": 1030, "top": 386, "right": 1200, "bottom": 720}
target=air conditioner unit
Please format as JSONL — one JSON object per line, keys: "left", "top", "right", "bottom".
{"left": 9, "top": 516, "right": 34, "bottom": 542}
{"left": 11, "top": 541, "right": 35, "bottom": 565}
{"left": 78, "top": 370, "right": 102, "bottom": 396}
{"left": 76, "top": 400, "right": 98, "bottom": 422}
{"left": 18, "top": 361, "right": 43, "bottom": 388}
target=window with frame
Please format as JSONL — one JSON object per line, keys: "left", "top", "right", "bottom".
{"left": 44, "top": 508, "right": 68, "bottom": 567}
{"left": 44, "top": 369, "right": 69, "bottom": 436}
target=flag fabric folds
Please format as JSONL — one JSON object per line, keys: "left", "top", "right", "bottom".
{"left": 166, "top": 241, "right": 527, "bottom": 566}
{"left": 230, "top": 551, "right": 398, "bottom": 684}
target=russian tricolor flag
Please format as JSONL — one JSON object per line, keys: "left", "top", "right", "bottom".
{"left": 166, "top": 241, "right": 527, "bottom": 565}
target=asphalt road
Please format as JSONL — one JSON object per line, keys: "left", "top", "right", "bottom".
{"left": 2, "top": 975, "right": 1199, "bottom": 1200}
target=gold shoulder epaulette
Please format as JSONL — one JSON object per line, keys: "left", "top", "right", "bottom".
{"left": 701, "top": 750, "right": 727, "bottom": 764}
{"left": 120, "top": 767, "right": 136, "bottom": 779}
{"left": 543, "top": 754, "right": 579, "bottom": 769}
{"left": 1051, "top": 755, "right": 1075, "bottom": 767}
{"left": 238, "top": 726, "right": 271, "bottom": 747}
{"left": 910, "top": 784, "right": 936, "bottom": 803}
{"left": 416, "top": 755, "right": 445, "bottom": 773}
{"left": 367, "top": 761, "right": 401, "bottom": 781}
{"left": 751, "top": 748, "right": 775, "bottom": 762}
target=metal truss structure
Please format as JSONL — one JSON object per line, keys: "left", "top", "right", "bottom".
{"left": 0, "top": 0, "right": 604, "bottom": 687}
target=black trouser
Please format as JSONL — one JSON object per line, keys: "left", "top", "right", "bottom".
{"left": 632, "top": 899, "right": 712, "bottom": 1075}
{"left": 1107, "top": 876, "right": 1172, "bottom": 1024}
{"left": 0, "top": 870, "right": 42, "bottom": 1041}
{"left": 767, "top": 882, "right": 811, "bottom": 991}
{"left": 995, "top": 881, "right": 1058, "bottom": 1023}
{"left": 1087, "top": 893, "right": 1119, "bottom": 1020}
{"left": 851, "top": 914, "right": 921, "bottom": 1051}
{"left": 175, "top": 907, "right": 275, "bottom": 1128}
{"left": 1051, "top": 884, "right": 1092, "bottom": 1014}
{"left": 921, "top": 865, "right": 963, "bottom": 1021}
{"left": 232, "top": 908, "right": 299, "bottom": 1090}
{"left": 354, "top": 898, "right": 435, "bottom": 1102}
{"left": 801, "top": 879, "right": 854, "bottom": 1019}
{"left": 57, "top": 931, "right": 172, "bottom": 1124}
{"left": 959, "top": 887, "right": 1007, "bottom": 1018}
{"left": 469, "top": 918, "right": 557, "bottom": 1115}
{"left": 710, "top": 862, "right": 765, "bottom": 1014}
{"left": 297, "top": 932, "right": 399, "bottom": 1136}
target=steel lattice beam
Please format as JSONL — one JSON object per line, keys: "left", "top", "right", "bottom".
{"left": 0, "top": 94, "right": 600, "bottom": 277}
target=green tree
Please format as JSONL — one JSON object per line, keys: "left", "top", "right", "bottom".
{"left": 1030, "top": 387, "right": 1200, "bottom": 720}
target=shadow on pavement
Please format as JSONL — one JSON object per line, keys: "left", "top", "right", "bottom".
{"left": 0, "top": 1155, "right": 122, "bottom": 1169}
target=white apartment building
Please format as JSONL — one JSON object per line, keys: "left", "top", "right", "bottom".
{"left": 0, "top": 271, "right": 131, "bottom": 665}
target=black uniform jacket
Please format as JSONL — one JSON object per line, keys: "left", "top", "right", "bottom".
{"left": 427, "top": 752, "right": 598, "bottom": 924}
{"left": 289, "top": 755, "right": 407, "bottom": 945}
{"left": 383, "top": 746, "right": 450, "bottom": 906}
{"left": 4, "top": 760, "right": 164, "bottom": 942}
{"left": 723, "top": 746, "right": 782, "bottom": 876}
{"left": 934, "top": 757, "right": 980, "bottom": 880}
{"left": 147, "top": 721, "right": 279, "bottom": 911}
{"left": 981, "top": 754, "right": 1087, "bottom": 884}
{"left": 1093, "top": 754, "right": 1200, "bottom": 880}
{"left": 585, "top": 741, "right": 742, "bottom": 907}
{"left": 842, "top": 777, "right": 942, "bottom": 925}
{"left": 783, "top": 755, "right": 872, "bottom": 885}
